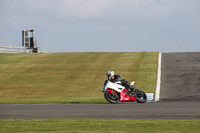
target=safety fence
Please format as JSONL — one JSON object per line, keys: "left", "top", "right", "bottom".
{"left": 0, "top": 45, "right": 49, "bottom": 53}
{"left": 0, "top": 45, "right": 26, "bottom": 53}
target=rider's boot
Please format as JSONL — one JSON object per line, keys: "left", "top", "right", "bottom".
{"left": 130, "top": 87, "right": 136, "bottom": 96}
{"left": 128, "top": 87, "right": 135, "bottom": 97}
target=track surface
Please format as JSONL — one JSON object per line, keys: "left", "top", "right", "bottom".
{"left": 0, "top": 52, "right": 200, "bottom": 119}
{"left": 0, "top": 101, "right": 199, "bottom": 119}
{"left": 161, "top": 52, "right": 200, "bottom": 101}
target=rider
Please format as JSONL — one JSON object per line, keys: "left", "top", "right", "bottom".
{"left": 106, "top": 70, "right": 121, "bottom": 82}
{"left": 105, "top": 70, "right": 134, "bottom": 92}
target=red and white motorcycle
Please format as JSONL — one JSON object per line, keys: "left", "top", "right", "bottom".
{"left": 102, "top": 80, "right": 147, "bottom": 103}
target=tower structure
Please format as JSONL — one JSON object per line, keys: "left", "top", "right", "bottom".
{"left": 22, "top": 29, "right": 35, "bottom": 52}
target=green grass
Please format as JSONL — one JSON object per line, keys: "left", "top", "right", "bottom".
{"left": 1, "top": 53, "right": 199, "bottom": 133}
{"left": 0, "top": 119, "right": 200, "bottom": 133}
{"left": 0, "top": 52, "right": 159, "bottom": 104}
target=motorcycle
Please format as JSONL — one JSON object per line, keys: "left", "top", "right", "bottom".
{"left": 102, "top": 80, "right": 147, "bottom": 103}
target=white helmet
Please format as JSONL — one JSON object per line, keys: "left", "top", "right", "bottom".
{"left": 106, "top": 70, "right": 115, "bottom": 80}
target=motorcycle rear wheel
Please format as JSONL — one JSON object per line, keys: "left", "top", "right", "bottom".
{"left": 135, "top": 89, "right": 147, "bottom": 103}
{"left": 104, "top": 90, "right": 120, "bottom": 104}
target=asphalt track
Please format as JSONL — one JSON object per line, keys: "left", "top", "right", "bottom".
{"left": 0, "top": 52, "right": 200, "bottom": 119}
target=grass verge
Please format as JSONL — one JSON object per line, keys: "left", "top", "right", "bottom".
{"left": 0, "top": 119, "right": 200, "bottom": 133}
{"left": 0, "top": 52, "right": 159, "bottom": 104}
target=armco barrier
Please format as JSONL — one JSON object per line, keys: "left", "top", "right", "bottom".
{"left": 0, "top": 45, "right": 26, "bottom": 53}
{"left": 0, "top": 45, "right": 49, "bottom": 53}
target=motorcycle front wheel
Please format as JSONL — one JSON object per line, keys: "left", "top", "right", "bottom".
{"left": 135, "top": 89, "right": 147, "bottom": 103}
{"left": 104, "top": 90, "right": 120, "bottom": 104}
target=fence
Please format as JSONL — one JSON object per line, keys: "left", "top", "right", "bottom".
{"left": 0, "top": 45, "right": 26, "bottom": 53}
{"left": 0, "top": 45, "right": 49, "bottom": 53}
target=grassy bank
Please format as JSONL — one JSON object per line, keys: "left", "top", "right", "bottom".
{"left": 0, "top": 52, "right": 158, "bottom": 104}
{"left": 0, "top": 119, "right": 200, "bottom": 133}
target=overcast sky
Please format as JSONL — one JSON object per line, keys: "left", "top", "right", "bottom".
{"left": 0, "top": 0, "right": 200, "bottom": 53}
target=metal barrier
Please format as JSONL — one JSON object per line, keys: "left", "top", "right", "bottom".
{"left": 0, "top": 45, "right": 26, "bottom": 53}
{"left": 0, "top": 45, "right": 49, "bottom": 53}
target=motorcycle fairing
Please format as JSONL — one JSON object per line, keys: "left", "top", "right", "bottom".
{"left": 120, "top": 88, "right": 137, "bottom": 102}
{"left": 102, "top": 81, "right": 125, "bottom": 92}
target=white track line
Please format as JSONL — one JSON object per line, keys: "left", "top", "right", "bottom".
{"left": 155, "top": 52, "right": 162, "bottom": 102}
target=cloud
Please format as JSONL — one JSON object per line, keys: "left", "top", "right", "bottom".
{"left": 63, "top": 0, "right": 111, "bottom": 19}
{"left": 0, "top": 0, "right": 111, "bottom": 19}
{"left": 1, "top": 0, "right": 199, "bottom": 20}
{"left": 0, "top": 0, "right": 200, "bottom": 52}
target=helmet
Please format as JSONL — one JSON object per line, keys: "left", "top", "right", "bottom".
{"left": 106, "top": 70, "right": 115, "bottom": 80}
